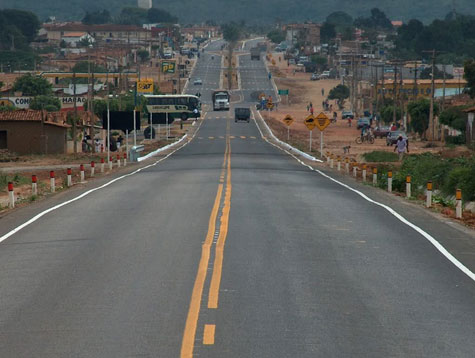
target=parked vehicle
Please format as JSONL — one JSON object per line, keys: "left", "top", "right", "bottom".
{"left": 320, "top": 70, "right": 331, "bottom": 78}
{"left": 193, "top": 78, "right": 202, "bottom": 85}
{"left": 234, "top": 107, "right": 251, "bottom": 123}
{"left": 212, "top": 90, "right": 230, "bottom": 111}
{"left": 356, "top": 117, "right": 370, "bottom": 129}
{"left": 373, "top": 126, "right": 391, "bottom": 138}
{"left": 386, "top": 131, "right": 408, "bottom": 146}
{"left": 342, "top": 110, "right": 354, "bottom": 119}
{"left": 250, "top": 47, "right": 260, "bottom": 60}
{"left": 310, "top": 73, "right": 320, "bottom": 81}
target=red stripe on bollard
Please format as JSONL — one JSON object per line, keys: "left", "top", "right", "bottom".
{"left": 91, "top": 161, "right": 95, "bottom": 167}
{"left": 101, "top": 158, "right": 104, "bottom": 163}
{"left": 50, "top": 171, "right": 55, "bottom": 178}
{"left": 123, "top": 153, "right": 127, "bottom": 159}
{"left": 116, "top": 154, "right": 120, "bottom": 160}
{"left": 32, "top": 175, "right": 37, "bottom": 183}
{"left": 8, "top": 182, "right": 13, "bottom": 191}
{"left": 110, "top": 156, "right": 113, "bottom": 162}
{"left": 67, "top": 168, "right": 72, "bottom": 175}
{"left": 80, "top": 164, "right": 84, "bottom": 171}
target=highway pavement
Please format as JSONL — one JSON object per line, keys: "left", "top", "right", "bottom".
{"left": 0, "top": 41, "right": 474, "bottom": 357}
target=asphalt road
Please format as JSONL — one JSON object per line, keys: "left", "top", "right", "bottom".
{"left": 0, "top": 41, "right": 474, "bottom": 357}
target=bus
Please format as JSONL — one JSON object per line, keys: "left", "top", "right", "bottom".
{"left": 144, "top": 94, "right": 201, "bottom": 121}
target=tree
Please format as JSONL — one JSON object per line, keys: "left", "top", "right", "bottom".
{"left": 82, "top": 10, "right": 111, "bottom": 25}
{"left": 30, "top": 95, "right": 61, "bottom": 111}
{"left": 12, "top": 73, "right": 52, "bottom": 96}
{"left": 380, "top": 105, "right": 402, "bottom": 124}
{"left": 1, "top": 9, "right": 40, "bottom": 43}
{"left": 137, "top": 49, "right": 150, "bottom": 62}
{"left": 439, "top": 106, "right": 466, "bottom": 132}
{"left": 72, "top": 61, "right": 107, "bottom": 73}
{"left": 464, "top": 59, "right": 475, "bottom": 98}
{"left": 354, "top": 8, "right": 393, "bottom": 30}
{"left": 115, "top": 7, "right": 147, "bottom": 25}
{"left": 320, "top": 23, "right": 336, "bottom": 43}
{"left": 267, "top": 29, "right": 285, "bottom": 44}
{"left": 326, "top": 11, "right": 353, "bottom": 28}
{"left": 419, "top": 66, "right": 453, "bottom": 80}
{"left": 223, "top": 22, "right": 241, "bottom": 44}
{"left": 407, "top": 98, "right": 438, "bottom": 137}
{"left": 310, "top": 55, "right": 327, "bottom": 71}
{"left": 147, "top": 8, "right": 177, "bottom": 23}
{"left": 328, "top": 84, "right": 350, "bottom": 107}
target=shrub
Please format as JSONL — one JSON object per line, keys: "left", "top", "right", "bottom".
{"left": 363, "top": 151, "right": 398, "bottom": 162}
{"left": 443, "top": 166, "right": 475, "bottom": 201}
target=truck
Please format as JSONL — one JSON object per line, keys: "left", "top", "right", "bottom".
{"left": 212, "top": 90, "right": 230, "bottom": 111}
{"left": 234, "top": 107, "right": 250, "bottom": 123}
{"left": 250, "top": 47, "right": 260, "bottom": 61}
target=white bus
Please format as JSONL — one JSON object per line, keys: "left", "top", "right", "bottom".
{"left": 144, "top": 94, "right": 201, "bottom": 121}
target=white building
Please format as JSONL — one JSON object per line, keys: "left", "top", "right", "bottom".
{"left": 138, "top": 0, "right": 152, "bottom": 9}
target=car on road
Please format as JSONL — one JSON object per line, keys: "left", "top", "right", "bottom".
{"left": 320, "top": 70, "right": 331, "bottom": 79}
{"left": 342, "top": 110, "right": 354, "bottom": 119}
{"left": 234, "top": 107, "right": 251, "bottom": 123}
{"left": 193, "top": 78, "right": 203, "bottom": 85}
{"left": 373, "top": 126, "right": 391, "bottom": 138}
{"left": 310, "top": 73, "right": 320, "bottom": 81}
{"left": 386, "top": 131, "right": 408, "bottom": 146}
{"left": 356, "top": 117, "right": 370, "bottom": 129}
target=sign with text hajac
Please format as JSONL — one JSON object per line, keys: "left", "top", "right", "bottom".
{"left": 137, "top": 79, "right": 154, "bottom": 94}
{"left": 161, "top": 61, "right": 176, "bottom": 73}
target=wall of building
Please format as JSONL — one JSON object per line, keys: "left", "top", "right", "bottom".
{"left": 0, "top": 121, "right": 67, "bottom": 155}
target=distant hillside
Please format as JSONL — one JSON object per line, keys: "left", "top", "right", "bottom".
{"left": 1, "top": 0, "right": 473, "bottom": 24}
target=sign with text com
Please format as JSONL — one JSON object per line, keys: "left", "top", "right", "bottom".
{"left": 137, "top": 79, "right": 154, "bottom": 94}
{"left": 162, "top": 61, "right": 176, "bottom": 73}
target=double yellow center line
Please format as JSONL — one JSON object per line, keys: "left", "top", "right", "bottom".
{"left": 180, "top": 122, "right": 232, "bottom": 357}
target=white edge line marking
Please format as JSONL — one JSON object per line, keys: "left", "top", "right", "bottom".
{"left": 0, "top": 119, "right": 204, "bottom": 244}
{"left": 253, "top": 110, "right": 475, "bottom": 282}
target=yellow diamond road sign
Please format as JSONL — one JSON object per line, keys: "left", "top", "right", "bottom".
{"left": 304, "top": 115, "right": 316, "bottom": 131}
{"left": 314, "top": 112, "right": 331, "bottom": 131}
{"left": 283, "top": 115, "right": 294, "bottom": 126}
{"left": 266, "top": 102, "right": 274, "bottom": 109}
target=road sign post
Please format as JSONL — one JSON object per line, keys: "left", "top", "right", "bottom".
{"left": 314, "top": 112, "right": 331, "bottom": 157}
{"left": 304, "top": 115, "right": 316, "bottom": 152}
{"left": 282, "top": 115, "right": 294, "bottom": 141}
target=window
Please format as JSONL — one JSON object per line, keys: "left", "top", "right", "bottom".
{"left": 0, "top": 131, "right": 7, "bottom": 149}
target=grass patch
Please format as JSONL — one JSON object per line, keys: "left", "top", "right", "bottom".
{"left": 363, "top": 151, "right": 399, "bottom": 162}
{"left": 0, "top": 173, "right": 31, "bottom": 192}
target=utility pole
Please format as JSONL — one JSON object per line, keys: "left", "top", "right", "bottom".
{"left": 429, "top": 49, "right": 436, "bottom": 141}
{"left": 393, "top": 64, "right": 398, "bottom": 124}
{"left": 442, "top": 64, "right": 446, "bottom": 111}
{"left": 413, "top": 60, "right": 419, "bottom": 102}
{"left": 73, "top": 71, "right": 78, "bottom": 154}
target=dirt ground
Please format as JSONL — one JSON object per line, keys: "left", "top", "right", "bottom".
{"left": 265, "top": 53, "right": 458, "bottom": 161}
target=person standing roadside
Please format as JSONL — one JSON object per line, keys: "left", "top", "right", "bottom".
{"left": 394, "top": 135, "right": 409, "bottom": 161}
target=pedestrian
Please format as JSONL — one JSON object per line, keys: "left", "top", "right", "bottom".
{"left": 329, "top": 104, "right": 333, "bottom": 111}
{"left": 394, "top": 135, "right": 409, "bottom": 161}
{"left": 332, "top": 111, "right": 337, "bottom": 122}
{"left": 310, "top": 102, "right": 313, "bottom": 110}
{"left": 117, "top": 134, "right": 123, "bottom": 151}
{"left": 391, "top": 123, "right": 397, "bottom": 131}
{"left": 321, "top": 88, "right": 325, "bottom": 96}
{"left": 310, "top": 106, "right": 314, "bottom": 116}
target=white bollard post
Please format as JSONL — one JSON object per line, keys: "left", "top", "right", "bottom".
{"left": 116, "top": 154, "right": 121, "bottom": 168}
{"left": 353, "top": 166, "right": 357, "bottom": 177}
{"left": 31, "top": 175, "right": 38, "bottom": 196}
{"left": 8, "top": 182, "right": 14, "bottom": 208}
{"left": 372, "top": 168, "right": 377, "bottom": 186}
{"left": 362, "top": 165, "right": 367, "bottom": 182}
{"left": 50, "top": 171, "right": 55, "bottom": 193}
{"left": 90, "top": 161, "right": 95, "bottom": 177}
{"left": 67, "top": 168, "right": 72, "bottom": 187}
{"left": 80, "top": 164, "right": 85, "bottom": 183}
{"left": 337, "top": 159, "right": 341, "bottom": 171}
{"left": 456, "top": 189, "right": 462, "bottom": 219}
{"left": 123, "top": 153, "right": 127, "bottom": 167}
{"left": 388, "top": 171, "right": 393, "bottom": 193}
{"left": 426, "top": 181, "right": 432, "bottom": 208}
{"left": 330, "top": 158, "right": 334, "bottom": 169}
{"left": 406, "top": 175, "right": 411, "bottom": 198}
{"left": 109, "top": 157, "right": 113, "bottom": 171}
{"left": 345, "top": 160, "right": 349, "bottom": 174}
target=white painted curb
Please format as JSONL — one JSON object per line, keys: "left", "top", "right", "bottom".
{"left": 137, "top": 134, "right": 188, "bottom": 162}
{"left": 256, "top": 110, "right": 323, "bottom": 163}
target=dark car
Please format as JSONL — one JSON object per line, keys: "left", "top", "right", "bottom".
{"left": 235, "top": 107, "right": 251, "bottom": 123}
{"left": 373, "top": 126, "right": 391, "bottom": 138}
{"left": 342, "top": 110, "right": 354, "bottom": 119}
{"left": 386, "top": 131, "right": 408, "bottom": 146}
{"left": 356, "top": 117, "right": 370, "bottom": 129}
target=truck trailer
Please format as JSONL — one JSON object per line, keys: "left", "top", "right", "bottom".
{"left": 212, "top": 90, "right": 230, "bottom": 111}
